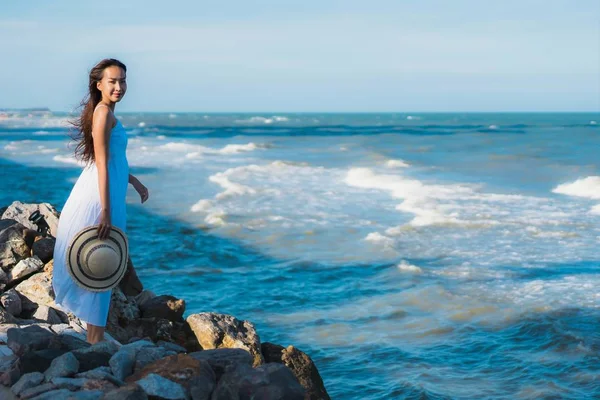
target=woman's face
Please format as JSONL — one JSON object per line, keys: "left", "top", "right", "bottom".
{"left": 96, "top": 66, "right": 127, "bottom": 103}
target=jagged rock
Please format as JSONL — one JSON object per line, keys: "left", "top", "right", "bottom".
{"left": 48, "top": 376, "right": 90, "bottom": 390}
{"left": 132, "top": 346, "right": 176, "bottom": 373}
{"left": 75, "top": 340, "right": 120, "bottom": 357}
{"left": 0, "top": 305, "right": 17, "bottom": 324}
{"left": 156, "top": 341, "right": 186, "bottom": 354}
{"left": 32, "top": 237, "right": 55, "bottom": 264}
{"left": 44, "top": 351, "right": 79, "bottom": 380}
{"left": 1, "top": 289, "right": 22, "bottom": 316}
{"left": 20, "top": 349, "right": 68, "bottom": 375}
{"left": 8, "top": 256, "right": 44, "bottom": 283}
{"left": 109, "top": 341, "right": 154, "bottom": 381}
{"left": 135, "top": 373, "right": 187, "bottom": 400}
{"left": 33, "top": 305, "right": 63, "bottom": 324}
{"left": 0, "top": 223, "right": 31, "bottom": 263}
{"left": 18, "top": 382, "right": 58, "bottom": 399}
{"left": 102, "top": 383, "right": 148, "bottom": 400}
{"left": 186, "top": 312, "right": 264, "bottom": 367}
{"left": 189, "top": 348, "right": 253, "bottom": 381}
{"left": 126, "top": 354, "right": 215, "bottom": 399}
{"left": 1, "top": 201, "right": 60, "bottom": 237}
{"left": 0, "top": 219, "right": 19, "bottom": 231}
{"left": 11, "top": 371, "right": 44, "bottom": 396}
{"left": 139, "top": 295, "right": 185, "bottom": 322}
{"left": 119, "top": 258, "right": 144, "bottom": 296}
{"left": 7, "top": 325, "right": 54, "bottom": 356}
{"left": 0, "top": 243, "right": 18, "bottom": 272}
{"left": 0, "top": 385, "right": 17, "bottom": 399}
{"left": 0, "top": 355, "right": 21, "bottom": 386}
{"left": 14, "top": 271, "right": 55, "bottom": 309}
{"left": 76, "top": 366, "right": 125, "bottom": 387}
{"left": 133, "top": 290, "right": 155, "bottom": 309}
{"left": 262, "top": 342, "right": 331, "bottom": 400}
{"left": 211, "top": 363, "right": 305, "bottom": 400}
{"left": 67, "top": 390, "right": 105, "bottom": 399}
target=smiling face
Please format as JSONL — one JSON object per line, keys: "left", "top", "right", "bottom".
{"left": 96, "top": 65, "right": 127, "bottom": 104}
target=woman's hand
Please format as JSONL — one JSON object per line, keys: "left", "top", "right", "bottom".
{"left": 133, "top": 180, "right": 149, "bottom": 204}
{"left": 97, "top": 210, "right": 112, "bottom": 240}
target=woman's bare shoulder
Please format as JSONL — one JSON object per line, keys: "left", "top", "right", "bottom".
{"left": 93, "top": 104, "right": 117, "bottom": 129}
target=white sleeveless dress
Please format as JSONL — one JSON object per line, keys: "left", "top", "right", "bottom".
{"left": 52, "top": 115, "right": 129, "bottom": 327}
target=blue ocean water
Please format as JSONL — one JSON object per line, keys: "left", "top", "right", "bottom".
{"left": 1, "top": 111, "right": 599, "bottom": 399}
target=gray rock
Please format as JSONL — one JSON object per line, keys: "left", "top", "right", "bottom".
{"left": 101, "top": 384, "right": 148, "bottom": 400}
{"left": 32, "top": 237, "right": 55, "bottom": 264}
{"left": 48, "top": 376, "right": 90, "bottom": 390}
{"left": 133, "top": 346, "right": 175, "bottom": 373}
{"left": 66, "top": 390, "right": 105, "bottom": 400}
{"left": 106, "top": 288, "right": 141, "bottom": 343}
{"left": 0, "top": 305, "right": 17, "bottom": 324}
{"left": 7, "top": 325, "right": 54, "bottom": 356}
{"left": 75, "top": 340, "right": 120, "bottom": 357}
{"left": 0, "top": 385, "right": 17, "bottom": 400}
{"left": 11, "top": 371, "right": 44, "bottom": 396}
{"left": 189, "top": 348, "right": 253, "bottom": 381}
{"left": 0, "top": 219, "right": 19, "bottom": 231}
{"left": 0, "top": 242, "right": 18, "bottom": 272}
{"left": 76, "top": 366, "right": 125, "bottom": 386}
{"left": 0, "top": 345, "right": 14, "bottom": 357}
{"left": 8, "top": 256, "right": 44, "bottom": 282}
{"left": 19, "top": 349, "right": 69, "bottom": 375}
{"left": 33, "top": 305, "right": 63, "bottom": 324}
{"left": 1, "top": 289, "right": 22, "bottom": 316}
{"left": 261, "top": 342, "right": 331, "bottom": 400}
{"left": 139, "top": 295, "right": 185, "bottom": 322}
{"left": 186, "top": 312, "right": 264, "bottom": 367}
{"left": 157, "top": 340, "right": 187, "bottom": 354}
{"left": 135, "top": 373, "right": 187, "bottom": 400}
{"left": 0, "top": 355, "right": 21, "bottom": 386}
{"left": 18, "top": 382, "right": 57, "bottom": 399}
{"left": 110, "top": 347, "right": 138, "bottom": 381}
{"left": 1, "top": 201, "right": 60, "bottom": 237}
{"left": 44, "top": 351, "right": 79, "bottom": 380}
{"left": 212, "top": 363, "right": 305, "bottom": 400}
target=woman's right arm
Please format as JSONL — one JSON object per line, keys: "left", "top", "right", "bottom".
{"left": 92, "top": 107, "right": 113, "bottom": 239}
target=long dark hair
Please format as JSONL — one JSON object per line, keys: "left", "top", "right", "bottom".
{"left": 69, "top": 58, "right": 127, "bottom": 164}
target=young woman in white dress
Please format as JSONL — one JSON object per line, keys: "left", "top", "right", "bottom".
{"left": 52, "top": 58, "right": 149, "bottom": 344}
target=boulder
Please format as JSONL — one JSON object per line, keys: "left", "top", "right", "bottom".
{"left": 19, "top": 349, "right": 68, "bottom": 375}
{"left": 1, "top": 289, "right": 22, "bottom": 316}
{"left": 0, "top": 355, "right": 21, "bottom": 386}
{"left": 133, "top": 290, "right": 155, "bottom": 309}
{"left": 7, "top": 256, "right": 44, "bottom": 284}
{"left": 186, "top": 312, "right": 264, "bottom": 367}
{"left": 262, "top": 342, "right": 330, "bottom": 400}
{"left": 211, "top": 363, "right": 305, "bottom": 400}
{"left": 14, "top": 270, "right": 55, "bottom": 309}
{"left": 189, "top": 348, "right": 253, "bottom": 381}
{"left": 139, "top": 295, "right": 185, "bottom": 322}
{"left": 10, "top": 371, "right": 44, "bottom": 396}
{"left": 101, "top": 384, "right": 149, "bottom": 400}
{"left": 32, "top": 237, "right": 55, "bottom": 264}
{"left": 135, "top": 373, "right": 187, "bottom": 400}
{"left": 1, "top": 201, "right": 60, "bottom": 237}
{"left": 18, "top": 382, "right": 58, "bottom": 399}
{"left": 32, "top": 305, "right": 63, "bottom": 324}
{"left": 43, "top": 351, "right": 80, "bottom": 380}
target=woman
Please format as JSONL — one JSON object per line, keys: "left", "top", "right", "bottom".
{"left": 52, "top": 58, "right": 149, "bottom": 344}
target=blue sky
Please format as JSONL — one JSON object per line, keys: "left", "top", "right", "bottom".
{"left": 1, "top": 0, "right": 598, "bottom": 112}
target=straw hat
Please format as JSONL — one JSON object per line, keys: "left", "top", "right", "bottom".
{"left": 67, "top": 225, "right": 128, "bottom": 292}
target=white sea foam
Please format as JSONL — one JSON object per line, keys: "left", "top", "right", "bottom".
{"left": 397, "top": 260, "right": 423, "bottom": 273}
{"left": 488, "top": 125, "right": 498, "bottom": 130}
{"left": 364, "top": 232, "right": 395, "bottom": 247}
{"left": 138, "top": 122, "right": 146, "bottom": 128}
{"left": 553, "top": 176, "right": 600, "bottom": 200}
{"left": 190, "top": 199, "right": 213, "bottom": 212}
{"left": 32, "top": 130, "right": 51, "bottom": 135}
{"left": 53, "top": 155, "right": 85, "bottom": 166}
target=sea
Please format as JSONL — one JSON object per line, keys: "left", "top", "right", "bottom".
{"left": 1, "top": 111, "right": 599, "bottom": 399}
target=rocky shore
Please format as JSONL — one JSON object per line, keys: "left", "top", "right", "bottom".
{"left": 0, "top": 201, "right": 330, "bottom": 400}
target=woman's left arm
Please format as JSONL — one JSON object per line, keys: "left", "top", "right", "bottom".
{"left": 129, "top": 173, "right": 149, "bottom": 203}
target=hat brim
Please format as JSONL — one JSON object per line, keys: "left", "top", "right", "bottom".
{"left": 67, "top": 225, "right": 128, "bottom": 292}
